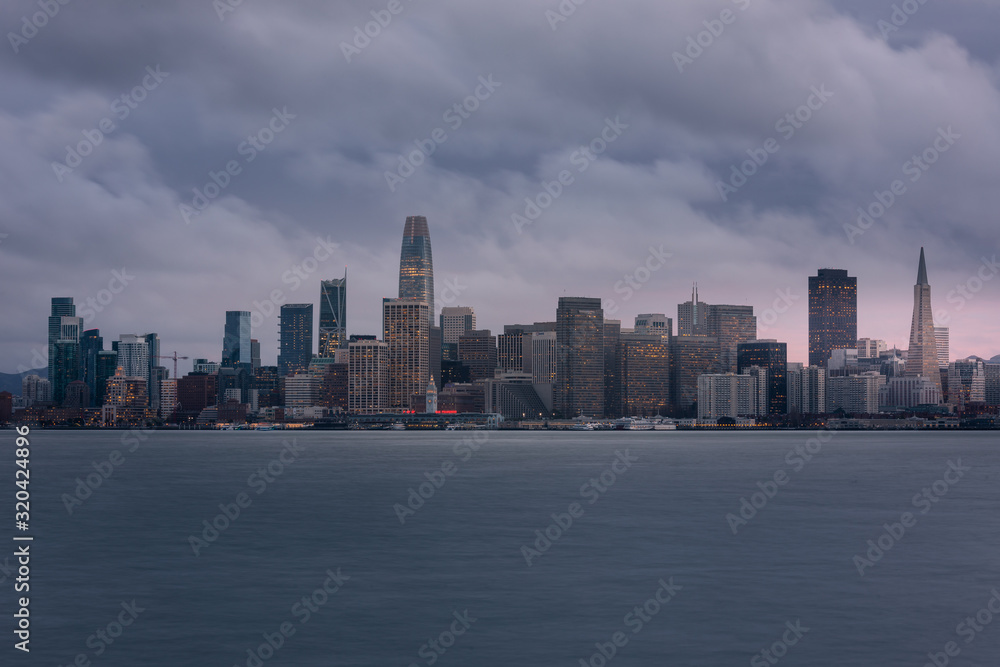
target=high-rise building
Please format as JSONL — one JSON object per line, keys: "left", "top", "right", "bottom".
{"left": 319, "top": 271, "right": 347, "bottom": 357}
{"left": 441, "top": 307, "right": 476, "bottom": 345}
{"left": 22, "top": 374, "right": 51, "bottom": 405}
{"left": 278, "top": 304, "right": 314, "bottom": 377}
{"left": 634, "top": 314, "right": 672, "bottom": 337}
{"left": 827, "top": 372, "right": 884, "bottom": 415}
{"left": 808, "top": 268, "right": 857, "bottom": 367}
{"left": 459, "top": 330, "right": 498, "bottom": 382}
{"left": 670, "top": 336, "right": 721, "bottom": 416}
{"left": 117, "top": 335, "right": 150, "bottom": 404}
{"left": 398, "top": 216, "right": 435, "bottom": 326}
{"left": 48, "top": 297, "right": 78, "bottom": 382}
{"left": 801, "top": 365, "right": 827, "bottom": 415}
{"left": 250, "top": 339, "right": 261, "bottom": 370}
{"left": 383, "top": 298, "right": 430, "bottom": 411}
{"left": 349, "top": 339, "right": 389, "bottom": 414}
{"left": 947, "top": 357, "right": 986, "bottom": 408}
{"left": 497, "top": 329, "right": 525, "bottom": 373}
{"left": 618, "top": 332, "right": 671, "bottom": 417}
{"left": 94, "top": 351, "right": 118, "bottom": 406}
{"left": 80, "top": 330, "right": 104, "bottom": 407}
{"left": 604, "top": 320, "right": 622, "bottom": 418}
{"left": 698, "top": 373, "right": 761, "bottom": 421}
{"left": 222, "top": 311, "right": 252, "bottom": 367}
{"left": 857, "top": 338, "right": 887, "bottom": 359}
{"left": 786, "top": 362, "right": 804, "bottom": 414}
{"left": 707, "top": 304, "right": 756, "bottom": 372}
{"left": 144, "top": 333, "right": 161, "bottom": 411}
{"left": 105, "top": 367, "right": 148, "bottom": 408}
{"left": 160, "top": 379, "right": 178, "bottom": 421}
{"left": 737, "top": 340, "right": 788, "bottom": 415}
{"left": 934, "top": 327, "right": 950, "bottom": 369}
{"left": 555, "top": 297, "right": 604, "bottom": 418}
{"left": 879, "top": 375, "right": 941, "bottom": 409}
{"left": 905, "top": 249, "right": 942, "bottom": 396}
{"left": 530, "top": 331, "right": 557, "bottom": 386}
{"left": 52, "top": 338, "right": 81, "bottom": 405}
{"left": 984, "top": 363, "right": 1000, "bottom": 407}
{"left": 678, "top": 284, "right": 709, "bottom": 336}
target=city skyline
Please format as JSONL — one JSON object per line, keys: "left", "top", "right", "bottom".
{"left": 2, "top": 2, "right": 999, "bottom": 375}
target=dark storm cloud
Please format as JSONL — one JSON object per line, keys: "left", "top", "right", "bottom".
{"left": 1, "top": 0, "right": 998, "bottom": 373}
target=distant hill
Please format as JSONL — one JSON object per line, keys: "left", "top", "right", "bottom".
{"left": 991, "top": 355, "right": 1000, "bottom": 364}
{"left": 0, "top": 369, "right": 46, "bottom": 396}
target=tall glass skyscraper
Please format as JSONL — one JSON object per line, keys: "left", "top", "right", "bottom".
{"left": 222, "top": 311, "right": 252, "bottom": 367}
{"left": 555, "top": 297, "right": 605, "bottom": 418}
{"left": 278, "top": 304, "right": 313, "bottom": 377}
{"left": 398, "top": 216, "right": 434, "bottom": 325}
{"left": 808, "top": 268, "right": 857, "bottom": 367}
{"left": 48, "top": 297, "right": 80, "bottom": 382}
{"left": 319, "top": 270, "right": 347, "bottom": 357}
{"left": 737, "top": 340, "right": 788, "bottom": 415}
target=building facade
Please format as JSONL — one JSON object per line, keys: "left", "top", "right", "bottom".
{"left": 319, "top": 271, "right": 347, "bottom": 357}
{"left": 278, "top": 303, "right": 314, "bottom": 377}
{"left": 808, "top": 268, "right": 857, "bottom": 367}
{"left": 555, "top": 297, "right": 605, "bottom": 418}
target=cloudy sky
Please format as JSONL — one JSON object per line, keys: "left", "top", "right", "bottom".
{"left": 1, "top": 0, "right": 998, "bottom": 374}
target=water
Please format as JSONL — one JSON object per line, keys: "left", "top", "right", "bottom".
{"left": 3, "top": 429, "right": 999, "bottom": 666}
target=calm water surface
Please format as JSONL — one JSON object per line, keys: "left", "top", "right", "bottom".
{"left": 2, "top": 429, "right": 999, "bottom": 666}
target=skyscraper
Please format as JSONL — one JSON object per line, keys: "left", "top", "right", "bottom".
{"left": 459, "top": 330, "right": 498, "bottom": 382}
{"left": 441, "top": 307, "right": 476, "bottom": 345}
{"left": 319, "top": 271, "right": 347, "bottom": 357}
{"left": 737, "top": 340, "right": 788, "bottom": 415}
{"left": 808, "top": 268, "right": 858, "bottom": 367}
{"left": 934, "top": 326, "right": 950, "bottom": 369}
{"left": 398, "top": 216, "right": 434, "bottom": 325}
{"left": 383, "top": 298, "right": 430, "bottom": 411}
{"left": 677, "top": 285, "right": 708, "bottom": 336}
{"left": 905, "top": 248, "right": 942, "bottom": 395}
{"left": 618, "top": 332, "right": 671, "bottom": 417}
{"left": 707, "top": 304, "right": 756, "bottom": 372}
{"left": 555, "top": 297, "right": 604, "bottom": 418}
{"left": 222, "top": 311, "right": 252, "bottom": 367}
{"left": 80, "top": 329, "right": 104, "bottom": 406}
{"left": 348, "top": 339, "right": 389, "bottom": 414}
{"left": 278, "top": 304, "right": 314, "bottom": 377}
{"left": 48, "top": 297, "right": 78, "bottom": 381}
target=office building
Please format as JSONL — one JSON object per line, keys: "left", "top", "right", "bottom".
{"left": 441, "top": 307, "right": 476, "bottom": 345}
{"left": 555, "top": 297, "right": 605, "bottom": 418}
{"left": 398, "top": 216, "right": 435, "bottom": 326}
{"left": 278, "top": 304, "right": 314, "bottom": 377}
{"left": 879, "top": 375, "right": 942, "bottom": 409}
{"left": 947, "top": 357, "right": 986, "bottom": 408}
{"left": 737, "top": 340, "right": 788, "bottom": 415}
{"left": 459, "top": 330, "right": 498, "bottom": 382}
{"left": 984, "top": 363, "right": 1000, "bottom": 407}
{"left": 604, "top": 320, "right": 622, "bottom": 418}
{"left": 634, "top": 314, "right": 672, "bottom": 337}
{"left": 116, "top": 335, "right": 150, "bottom": 404}
{"left": 786, "top": 362, "right": 803, "bottom": 414}
{"left": 905, "top": 249, "right": 942, "bottom": 396}
{"left": 80, "top": 329, "right": 103, "bottom": 406}
{"left": 618, "top": 332, "right": 671, "bottom": 417}
{"left": 22, "top": 374, "right": 51, "bottom": 405}
{"left": 319, "top": 271, "right": 348, "bottom": 356}
{"left": 483, "top": 372, "right": 549, "bottom": 420}
{"left": 47, "top": 297, "right": 78, "bottom": 382}
{"left": 222, "top": 311, "right": 252, "bottom": 367}
{"left": 697, "top": 372, "right": 761, "bottom": 421}
{"left": 497, "top": 329, "right": 525, "bottom": 373}
{"left": 670, "top": 336, "right": 721, "bottom": 416}
{"left": 707, "top": 304, "right": 756, "bottom": 372}
{"left": 51, "top": 338, "right": 81, "bottom": 405}
{"left": 827, "top": 372, "right": 884, "bottom": 415}
{"left": 349, "top": 339, "right": 389, "bottom": 414}
{"left": 94, "top": 351, "right": 118, "bottom": 407}
{"left": 934, "top": 327, "right": 950, "bottom": 369}
{"left": 383, "top": 298, "right": 430, "bottom": 411}
{"left": 857, "top": 338, "right": 887, "bottom": 359}
{"left": 808, "top": 268, "right": 857, "bottom": 367}
{"left": 677, "top": 285, "right": 708, "bottom": 336}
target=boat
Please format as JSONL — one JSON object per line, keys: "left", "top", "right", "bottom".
{"left": 571, "top": 422, "right": 596, "bottom": 431}
{"left": 389, "top": 422, "right": 407, "bottom": 431}
{"left": 617, "top": 418, "right": 654, "bottom": 431}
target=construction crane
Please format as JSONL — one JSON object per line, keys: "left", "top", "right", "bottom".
{"left": 156, "top": 352, "right": 190, "bottom": 379}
